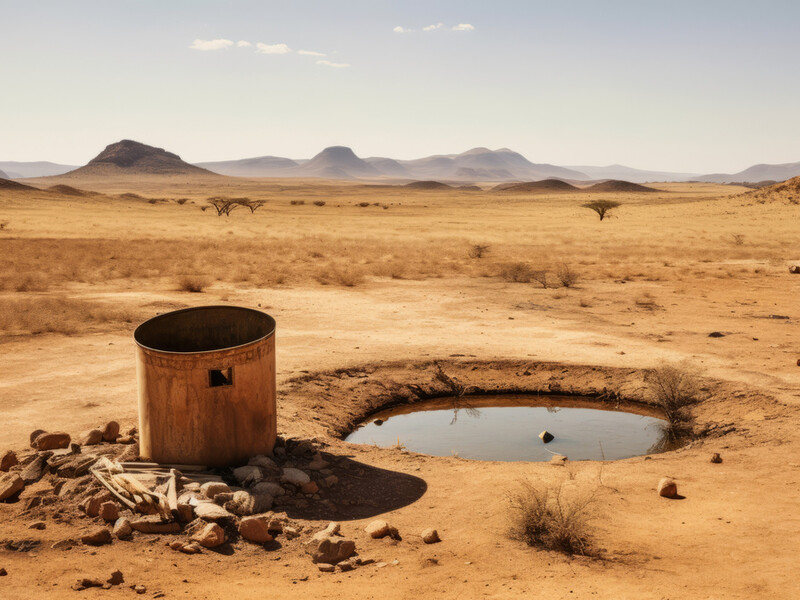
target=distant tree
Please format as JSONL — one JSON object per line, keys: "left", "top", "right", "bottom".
{"left": 239, "top": 199, "right": 266, "bottom": 213}
{"left": 207, "top": 197, "right": 240, "bottom": 216}
{"left": 582, "top": 200, "right": 621, "bottom": 221}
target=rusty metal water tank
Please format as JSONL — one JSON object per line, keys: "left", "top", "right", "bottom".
{"left": 134, "top": 306, "right": 276, "bottom": 467}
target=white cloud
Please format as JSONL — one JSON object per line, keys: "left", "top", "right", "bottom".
{"left": 452, "top": 23, "right": 475, "bottom": 31}
{"left": 237, "top": 40, "right": 252, "bottom": 47}
{"left": 316, "top": 59, "right": 350, "bottom": 68}
{"left": 298, "top": 50, "right": 326, "bottom": 57}
{"left": 393, "top": 26, "right": 412, "bottom": 33}
{"left": 189, "top": 38, "right": 234, "bottom": 51}
{"left": 423, "top": 23, "right": 443, "bottom": 31}
{"left": 256, "top": 42, "right": 292, "bottom": 54}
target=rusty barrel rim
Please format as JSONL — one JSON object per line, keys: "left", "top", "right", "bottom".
{"left": 133, "top": 305, "right": 276, "bottom": 355}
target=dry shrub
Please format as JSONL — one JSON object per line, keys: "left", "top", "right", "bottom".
{"left": 644, "top": 362, "right": 700, "bottom": 431}
{"left": 468, "top": 244, "right": 490, "bottom": 259}
{"left": 0, "top": 297, "right": 137, "bottom": 336}
{"left": 508, "top": 480, "right": 594, "bottom": 555}
{"left": 531, "top": 270, "right": 549, "bottom": 289}
{"left": 313, "top": 200, "right": 326, "bottom": 206}
{"left": 316, "top": 264, "right": 364, "bottom": 287}
{"left": 634, "top": 292, "right": 659, "bottom": 310}
{"left": 555, "top": 263, "right": 579, "bottom": 288}
{"left": 177, "top": 275, "right": 210, "bottom": 293}
{"left": 499, "top": 262, "right": 534, "bottom": 283}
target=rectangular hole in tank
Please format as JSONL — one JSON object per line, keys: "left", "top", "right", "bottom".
{"left": 209, "top": 367, "right": 233, "bottom": 387}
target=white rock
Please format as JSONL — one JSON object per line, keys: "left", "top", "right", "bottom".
{"left": 194, "top": 503, "right": 235, "bottom": 521}
{"left": 200, "top": 481, "right": 230, "bottom": 500}
{"left": 281, "top": 468, "right": 311, "bottom": 486}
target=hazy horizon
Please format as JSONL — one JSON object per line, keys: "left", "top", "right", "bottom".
{"left": 2, "top": 0, "right": 799, "bottom": 173}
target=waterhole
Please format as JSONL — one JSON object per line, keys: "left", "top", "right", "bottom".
{"left": 345, "top": 395, "right": 669, "bottom": 461}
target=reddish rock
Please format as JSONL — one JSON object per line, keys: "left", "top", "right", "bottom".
{"left": 238, "top": 516, "right": 273, "bottom": 543}
{"left": 32, "top": 432, "right": 71, "bottom": 451}
{"left": 0, "top": 450, "right": 18, "bottom": 472}
{"left": 79, "top": 429, "right": 103, "bottom": 446}
{"left": 300, "top": 481, "right": 319, "bottom": 495}
{"left": 191, "top": 523, "right": 226, "bottom": 548}
{"left": 0, "top": 473, "right": 24, "bottom": 502}
{"left": 99, "top": 501, "right": 120, "bottom": 522}
{"left": 81, "top": 527, "right": 112, "bottom": 546}
{"left": 102, "top": 422, "right": 120, "bottom": 443}
{"left": 658, "top": 478, "right": 679, "bottom": 498}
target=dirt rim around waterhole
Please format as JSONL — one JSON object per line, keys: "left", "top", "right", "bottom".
{"left": 279, "top": 359, "right": 779, "bottom": 449}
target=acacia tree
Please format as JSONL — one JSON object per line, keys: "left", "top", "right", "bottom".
{"left": 207, "top": 197, "right": 240, "bottom": 216}
{"left": 582, "top": 200, "right": 621, "bottom": 221}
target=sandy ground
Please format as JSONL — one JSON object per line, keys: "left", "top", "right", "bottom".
{"left": 1, "top": 177, "right": 799, "bottom": 598}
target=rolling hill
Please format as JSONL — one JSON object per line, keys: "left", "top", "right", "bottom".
{"left": 0, "top": 161, "right": 78, "bottom": 178}
{"left": 62, "top": 140, "right": 216, "bottom": 177}
{"left": 696, "top": 161, "right": 800, "bottom": 184}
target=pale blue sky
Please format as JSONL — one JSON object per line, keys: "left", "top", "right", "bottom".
{"left": 2, "top": 0, "right": 798, "bottom": 172}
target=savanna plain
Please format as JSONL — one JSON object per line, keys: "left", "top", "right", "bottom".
{"left": 1, "top": 175, "right": 799, "bottom": 599}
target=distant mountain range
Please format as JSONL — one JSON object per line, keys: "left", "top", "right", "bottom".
{"left": 7, "top": 140, "right": 800, "bottom": 184}
{"left": 0, "top": 161, "right": 78, "bottom": 178}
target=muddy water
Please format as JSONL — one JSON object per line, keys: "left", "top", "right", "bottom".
{"left": 345, "top": 395, "right": 668, "bottom": 461}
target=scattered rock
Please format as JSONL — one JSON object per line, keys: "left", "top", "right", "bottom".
{"left": 248, "top": 455, "right": 278, "bottom": 471}
{"left": 252, "top": 481, "right": 285, "bottom": 497}
{"left": 194, "top": 502, "right": 235, "bottom": 521}
{"left": 710, "top": 453, "right": 723, "bottom": 464}
{"left": 79, "top": 429, "right": 103, "bottom": 446}
{"left": 310, "top": 536, "right": 356, "bottom": 564}
{"left": 790, "top": 265, "right": 800, "bottom": 274}
{"left": 267, "top": 519, "right": 284, "bottom": 533}
{"left": 318, "top": 563, "right": 335, "bottom": 573}
{"left": 99, "top": 501, "right": 120, "bottom": 522}
{"left": 238, "top": 516, "right": 273, "bottom": 543}
{"left": 116, "top": 436, "right": 135, "bottom": 444}
{"left": 200, "top": 481, "right": 231, "bottom": 500}
{"left": 21, "top": 456, "right": 48, "bottom": 485}
{"left": 29, "top": 429, "right": 46, "bottom": 446}
{"left": 290, "top": 439, "right": 314, "bottom": 456}
{"left": 421, "top": 528, "right": 440, "bottom": 544}
{"left": 73, "top": 577, "right": 104, "bottom": 591}
{"left": 81, "top": 527, "right": 113, "bottom": 546}
{"left": 550, "top": 454, "right": 568, "bottom": 465}
{"left": 176, "top": 503, "right": 194, "bottom": 522}
{"left": 0, "top": 450, "right": 18, "bottom": 472}
{"left": 658, "top": 477, "right": 679, "bottom": 499}
{"left": 337, "top": 559, "right": 356, "bottom": 572}
{"left": 180, "top": 541, "right": 202, "bottom": 554}
{"left": 308, "top": 453, "right": 329, "bottom": 470}
{"left": 129, "top": 516, "right": 181, "bottom": 534}
{"left": 224, "top": 490, "right": 272, "bottom": 516}
{"left": 323, "top": 475, "right": 339, "bottom": 488}
{"left": 539, "top": 430, "right": 554, "bottom": 443}
{"left": 28, "top": 521, "right": 46, "bottom": 530}
{"left": 233, "top": 465, "right": 263, "bottom": 487}
{"left": 83, "top": 491, "right": 113, "bottom": 517}
{"left": 300, "top": 481, "right": 319, "bottom": 495}
{"left": 113, "top": 518, "right": 133, "bottom": 540}
{"left": 312, "top": 522, "right": 341, "bottom": 542}
{"left": 102, "top": 421, "right": 120, "bottom": 443}
{"left": 32, "top": 432, "right": 71, "bottom": 451}
{"left": 708, "top": 331, "right": 725, "bottom": 338}
{"left": 283, "top": 526, "right": 300, "bottom": 539}
{"left": 191, "top": 523, "right": 226, "bottom": 548}
{"left": 281, "top": 468, "right": 310, "bottom": 487}
{"left": 132, "top": 584, "right": 147, "bottom": 594}
{"left": 0, "top": 473, "right": 24, "bottom": 502}
{"left": 0, "top": 568, "right": 6, "bottom": 576}
{"left": 108, "top": 570, "right": 124, "bottom": 585}
{"left": 365, "top": 520, "right": 398, "bottom": 539}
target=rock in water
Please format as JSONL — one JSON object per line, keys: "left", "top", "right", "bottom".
{"left": 539, "top": 431, "right": 554, "bottom": 443}
{"left": 658, "top": 477, "right": 679, "bottom": 498}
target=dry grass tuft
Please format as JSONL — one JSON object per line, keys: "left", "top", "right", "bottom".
{"left": 644, "top": 362, "right": 701, "bottom": 434}
{"left": 508, "top": 480, "right": 595, "bottom": 555}
{"left": 177, "top": 275, "right": 210, "bottom": 293}
{"left": 0, "top": 297, "right": 138, "bottom": 336}
{"left": 499, "top": 262, "right": 534, "bottom": 283}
